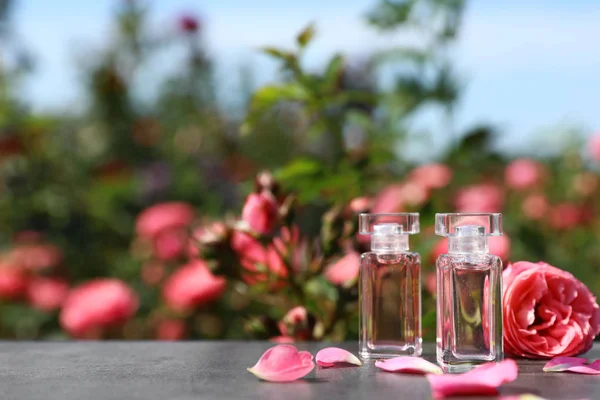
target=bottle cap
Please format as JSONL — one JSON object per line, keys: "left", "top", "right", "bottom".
{"left": 359, "top": 213, "right": 419, "bottom": 253}
{"left": 359, "top": 213, "right": 420, "bottom": 235}
{"left": 435, "top": 213, "right": 502, "bottom": 237}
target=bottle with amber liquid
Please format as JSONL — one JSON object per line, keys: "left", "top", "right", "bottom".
{"left": 358, "top": 213, "right": 421, "bottom": 359}
{"left": 435, "top": 213, "right": 504, "bottom": 373}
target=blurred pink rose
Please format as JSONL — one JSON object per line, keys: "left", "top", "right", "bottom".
{"left": 269, "top": 336, "right": 295, "bottom": 344}
{"left": 135, "top": 202, "right": 195, "bottom": 239}
{"left": 572, "top": 172, "right": 598, "bottom": 197}
{"left": 424, "top": 272, "right": 437, "bottom": 296}
{"left": 27, "top": 278, "right": 69, "bottom": 311}
{"left": 455, "top": 183, "right": 504, "bottom": 212}
{"left": 156, "top": 319, "right": 187, "bottom": 340}
{"left": 324, "top": 251, "right": 361, "bottom": 286}
{"left": 505, "top": 159, "right": 545, "bottom": 190}
{"left": 163, "top": 260, "right": 226, "bottom": 312}
{"left": 178, "top": 14, "right": 200, "bottom": 33}
{"left": 490, "top": 235, "right": 511, "bottom": 262}
{"left": 242, "top": 191, "right": 278, "bottom": 235}
{"left": 278, "top": 306, "right": 311, "bottom": 340}
{"left": 397, "top": 182, "right": 429, "bottom": 207}
{"left": 588, "top": 132, "right": 600, "bottom": 162}
{"left": 430, "top": 235, "right": 510, "bottom": 263}
{"left": 0, "top": 264, "right": 28, "bottom": 299}
{"left": 12, "top": 230, "right": 44, "bottom": 244}
{"left": 371, "top": 184, "right": 404, "bottom": 213}
{"left": 371, "top": 183, "right": 428, "bottom": 213}
{"left": 7, "top": 244, "right": 63, "bottom": 272}
{"left": 60, "top": 279, "right": 139, "bottom": 338}
{"left": 272, "top": 226, "right": 305, "bottom": 273}
{"left": 503, "top": 261, "right": 600, "bottom": 358}
{"left": 409, "top": 163, "right": 453, "bottom": 190}
{"left": 522, "top": 194, "right": 549, "bottom": 220}
{"left": 550, "top": 203, "right": 581, "bottom": 230}
{"left": 187, "top": 222, "right": 228, "bottom": 258}
{"left": 141, "top": 262, "right": 165, "bottom": 286}
{"left": 348, "top": 196, "right": 372, "bottom": 214}
{"left": 153, "top": 228, "right": 188, "bottom": 261}
{"left": 231, "top": 232, "right": 287, "bottom": 286}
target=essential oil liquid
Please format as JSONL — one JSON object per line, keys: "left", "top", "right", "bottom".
{"left": 359, "top": 252, "right": 422, "bottom": 359}
{"left": 436, "top": 254, "right": 503, "bottom": 373}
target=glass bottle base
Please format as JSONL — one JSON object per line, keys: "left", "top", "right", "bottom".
{"left": 359, "top": 344, "right": 422, "bottom": 360}
{"left": 437, "top": 357, "right": 503, "bottom": 374}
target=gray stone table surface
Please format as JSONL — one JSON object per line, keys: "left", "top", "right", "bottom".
{"left": 0, "top": 341, "right": 599, "bottom": 400}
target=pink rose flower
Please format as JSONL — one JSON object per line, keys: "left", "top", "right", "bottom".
{"left": 242, "top": 191, "right": 278, "bottom": 235}
{"left": 60, "top": 279, "right": 139, "bottom": 338}
{"left": 588, "top": 132, "right": 600, "bottom": 162}
{"left": 140, "top": 262, "right": 165, "bottom": 286}
{"left": 7, "top": 244, "right": 63, "bottom": 272}
{"left": 505, "top": 159, "right": 544, "bottom": 190}
{"left": 455, "top": 183, "right": 504, "bottom": 212}
{"left": 550, "top": 202, "right": 582, "bottom": 230}
{"left": 424, "top": 272, "right": 437, "bottom": 296}
{"left": 135, "top": 202, "right": 195, "bottom": 239}
{"left": 371, "top": 184, "right": 404, "bottom": 213}
{"left": 156, "top": 319, "right": 187, "bottom": 340}
{"left": 371, "top": 183, "right": 428, "bottom": 213}
{"left": 163, "top": 260, "right": 226, "bottom": 312}
{"left": 27, "top": 278, "right": 69, "bottom": 311}
{"left": 503, "top": 261, "right": 600, "bottom": 358}
{"left": 522, "top": 194, "right": 549, "bottom": 220}
{"left": 187, "top": 222, "right": 228, "bottom": 258}
{"left": 231, "top": 232, "right": 287, "bottom": 286}
{"left": 0, "top": 264, "right": 28, "bottom": 299}
{"left": 278, "top": 306, "right": 311, "bottom": 341}
{"left": 348, "top": 196, "right": 372, "bottom": 214}
{"left": 12, "top": 230, "right": 45, "bottom": 244}
{"left": 178, "top": 14, "right": 200, "bottom": 33}
{"left": 153, "top": 228, "right": 188, "bottom": 261}
{"left": 324, "top": 251, "right": 361, "bottom": 286}
{"left": 408, "top": 163, "right": 453, "bottom": 190}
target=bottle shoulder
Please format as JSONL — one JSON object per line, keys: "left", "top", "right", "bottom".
{"left": 361, "top": 251, "right": 421, "bottom": 263}
{"left": 436, "top": 253, "right": 501, "bottom": 269}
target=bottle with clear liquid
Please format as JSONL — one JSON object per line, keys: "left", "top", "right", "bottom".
{"left": 358, "top": 213, "right": 422, "bottom": 359}
{"left": 435, "top": 213, "right": 503, "bottom": 373}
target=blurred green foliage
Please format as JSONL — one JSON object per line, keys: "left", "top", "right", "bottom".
{"left": 0, "top": 0, "right": 598, "bottom": 341}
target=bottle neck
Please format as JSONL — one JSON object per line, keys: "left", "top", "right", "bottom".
{"left": 371, "top": 234, "right": 409, "bottom": 253}
{"left": 448, "top": 236, "right": 488, "bottom": 254}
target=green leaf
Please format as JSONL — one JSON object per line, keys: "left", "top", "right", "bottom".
{"left": 296, "top": 23, "right": 316, "bottom": 48}
{"left": 276, "top": 158, "right": 322, "bottom": 182}
{"left": 323, "top": 54, "right": 344, "bottom": 93}
{"left": 261, "top": 47, "right": 292, "bottom": 60}
{"left": 241, "top": 84, "right": 310, "bottom": 135}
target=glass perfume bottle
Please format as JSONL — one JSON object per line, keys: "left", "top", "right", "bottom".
{"left": 435, "top": 213, "right": 503, "bottom": 373}
{"left": 358, "top": 213, "right": 421, "bottom": 359}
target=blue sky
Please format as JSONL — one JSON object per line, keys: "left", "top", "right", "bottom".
{"left": 9, "top": 0, "right": 600, "bottom": 157}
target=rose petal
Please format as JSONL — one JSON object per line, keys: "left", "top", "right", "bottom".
{"left": 247, "top": 345, "right": 314, "bottom": 382}
{"left": 543, "top": 356, "right": 587, "bottom": 372}
{"left": 315, "top": 347, "right": 362, "bottom": 368}
{"left": 427, "top": 359, "right": 518, "bottom": 399}
{"left": 375, "top": 356, "right": 442, "bottom": 375}
{"left": 565, "top": 360, "right": 600, "bottom": 375}
{"left": 544, "top": 357, "right": 600, "bottom": 375}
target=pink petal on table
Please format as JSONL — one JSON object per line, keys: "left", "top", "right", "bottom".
{"left": 247, "top": 345, "right": 314, "bottom": 382}
{"left": 427, "top": 359, "right": 518, "bottom": 399}
{"left": 375, "top": 356, "right": 442, "bottom": 375}
{"left": 565, "top": 359, "right": 600, "bottom": 375}
{"left": 315, "top": 347, "right": 362, "bottom": 368}
{"left": 543, "top": 356, "right": 587, "bottom": 372}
